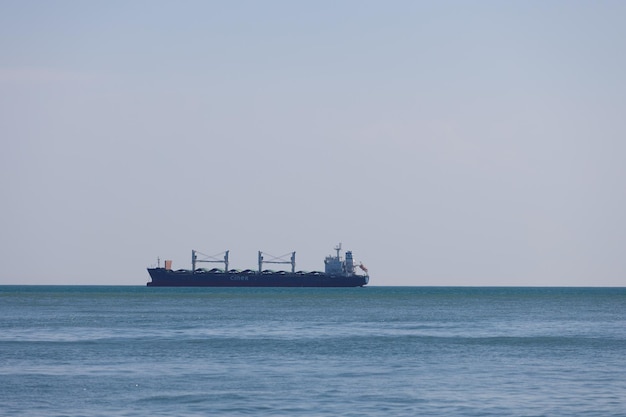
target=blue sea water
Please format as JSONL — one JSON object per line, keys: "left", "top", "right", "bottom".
{"left": 0, "top": 286, "right": 625, "bottom": 416}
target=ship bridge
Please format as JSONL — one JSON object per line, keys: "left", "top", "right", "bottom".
{"left": 324, "top": 243, "right": 356, "bottom": 276}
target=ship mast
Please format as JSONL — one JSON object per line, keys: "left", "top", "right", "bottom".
{"left": 335, "top": 243, "right": 342, "bottom": 259}
{"left": 192, "top": 250, "right": 229, "bottom": 273}
{"left": 258, "top": 251, "right": 296, "bottom": 273}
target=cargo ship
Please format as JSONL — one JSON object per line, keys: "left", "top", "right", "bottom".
{"left": 146, "top": 244, "right": 369, "bottom": 287}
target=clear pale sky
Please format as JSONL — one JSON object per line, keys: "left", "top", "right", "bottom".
{"left": 1, "top": 1, "right": 625, "bottom": 286}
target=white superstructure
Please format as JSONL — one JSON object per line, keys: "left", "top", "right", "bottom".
{"left": 324, "top": 243, "right": 360, "bottom": 276}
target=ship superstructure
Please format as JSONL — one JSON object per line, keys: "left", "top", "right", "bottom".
{"left": 147, "top": 244, "right": 369, "bottom": 287}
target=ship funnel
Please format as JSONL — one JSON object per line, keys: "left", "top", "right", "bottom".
{"left": 164, "top": 260, "right": 172, "bottom": 270}
{"left": 345, "top": 251, "right": 355, "bottom": 275}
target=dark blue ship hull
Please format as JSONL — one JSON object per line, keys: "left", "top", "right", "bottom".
{"left": 147, "top": 268, "right": 368, "bottom": 287}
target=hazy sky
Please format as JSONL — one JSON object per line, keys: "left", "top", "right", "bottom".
{"left": 1, "top": 1, "right": 625, "bottom": 286}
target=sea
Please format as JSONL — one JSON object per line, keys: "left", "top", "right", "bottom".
{"left": 0, "top": 286, "right": 625, "bottom": 417}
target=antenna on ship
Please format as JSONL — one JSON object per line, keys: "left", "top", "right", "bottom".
{"left": 335, "top": 243, "right": 342, "bottom": 259}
